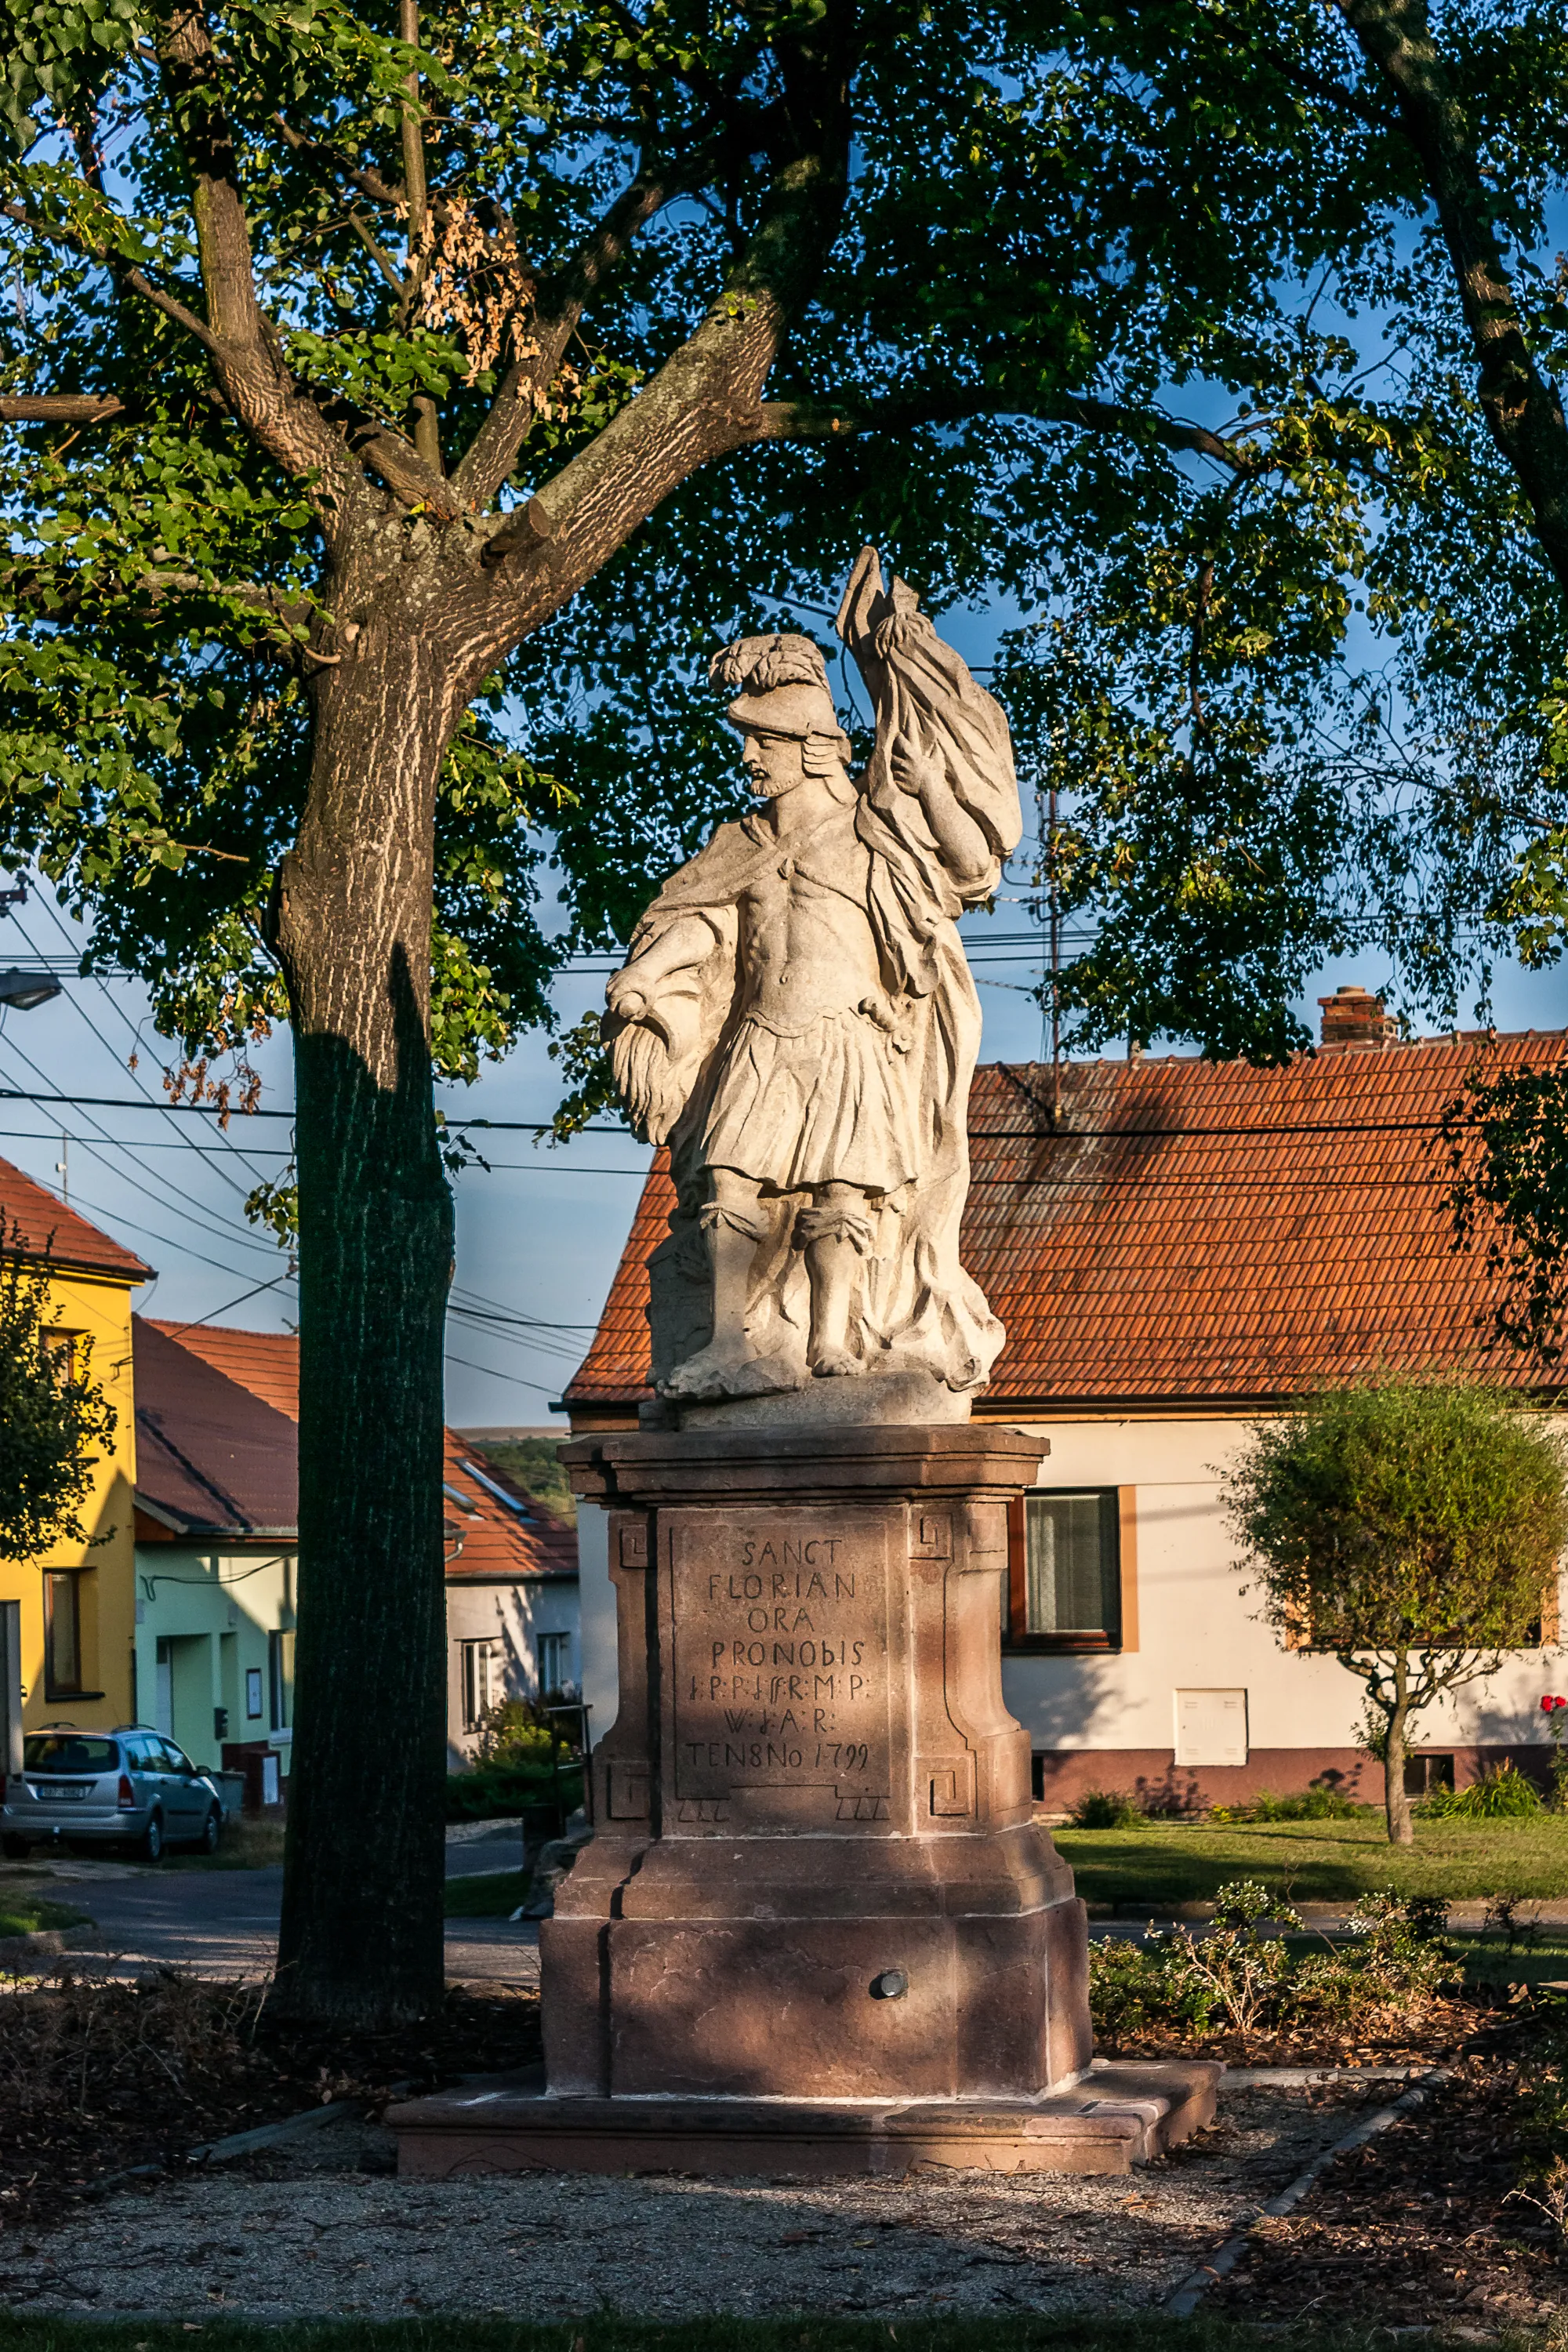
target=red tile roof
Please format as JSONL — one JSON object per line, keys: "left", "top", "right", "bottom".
{"left": 133, "top": 1319, "right": 299, "bottom": 1537}
{"left": 136, "top": 1317, "right": 575, "bottom": 1574}
{"left": 147, "top": 1320, "right": 299, "bottom": 1421}
{"left": 0, "top": 1156, "right": 152, "bottom": 1282}
{"left": 563, "top": 1031, "right": 1568, "bottom": 1414}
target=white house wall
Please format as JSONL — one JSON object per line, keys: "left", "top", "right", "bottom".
{"left": 1003, "top": 1414, "right": 1566, "bottom": 1806}
{"left": 575, "top": 1503, "right": 617, "bottom": 1747}
{"left": 570, "top": 1417, "right": 1567, "bottom": 1810}
{"left": 445, "top": 1577, "right": 581, "bottom": 1765}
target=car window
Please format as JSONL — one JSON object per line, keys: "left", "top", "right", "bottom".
{"left": 125, "top": 1737, "right": 158, "bottom": 1769}
{"left": 24, "top": 1735, "right": 118, "bottom": 1774}
{"left": 159, "top": 1740, "right": 196, "bottom": 1776}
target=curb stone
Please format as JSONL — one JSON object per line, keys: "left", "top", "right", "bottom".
{"left": 1163, "top": 2066, "right": 1450, "bottom": 2317}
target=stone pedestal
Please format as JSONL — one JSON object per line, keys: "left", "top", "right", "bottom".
{"left": 549, "top": 1422, "right": 1091, "bottom": 2100}
{"left": 389, "top": 1422, "right": 1221, "bottom": 2176}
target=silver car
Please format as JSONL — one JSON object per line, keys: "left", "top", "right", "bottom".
{"left": 1, "top": 1726, "right": 225, "bottom": 1863}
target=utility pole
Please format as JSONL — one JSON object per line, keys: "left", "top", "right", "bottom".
{"left": 1048, "top": 781, "right": 1061, "bottom": 1127}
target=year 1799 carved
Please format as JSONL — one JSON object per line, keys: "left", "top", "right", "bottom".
{"left": 671, "top": 1515, "right": 891, "bottom": 1799}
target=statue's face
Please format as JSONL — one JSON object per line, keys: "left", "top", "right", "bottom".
{"left": 740, "top": 729, "right": 808, "bottom": 799}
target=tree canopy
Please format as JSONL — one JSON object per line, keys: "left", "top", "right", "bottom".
{"left": 4, "top": 0, "right": 1567, "bottom": 1102}
{"left": 0, "top": 1225, "right": 117, "bottom": 1567}
{"left": 1226, "top": 1375, "right": 1566, "bottom": 1842}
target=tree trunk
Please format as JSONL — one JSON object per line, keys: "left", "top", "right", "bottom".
{"left": 1383, "top": 1661, "right": 1414, "bottom": 1846}
{"left": 269, "top": 632, "right": 456, "bottom": 2024}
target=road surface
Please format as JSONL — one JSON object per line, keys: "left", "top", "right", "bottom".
{"left": 2, "top": 1820, "right": 539, "bottom": 1983}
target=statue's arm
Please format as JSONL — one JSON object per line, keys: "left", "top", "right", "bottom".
{"left": 888, "top": 730, "right": 994, "bottom": 894}
{"left": 607, "top": 913, "right": 723, "bottom": 1027}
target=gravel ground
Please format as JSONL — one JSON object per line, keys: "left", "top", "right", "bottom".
{"left": 0, "top": 2082, "right": 1381, "bottom": 2321}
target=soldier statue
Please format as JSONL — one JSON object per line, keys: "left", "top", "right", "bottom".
{"left": 604, "top": 547, "right": 1022, "bottom": 1410}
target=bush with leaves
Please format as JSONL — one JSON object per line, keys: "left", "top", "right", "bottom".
{"left": 1226, "top": 1376, "right": 1567, "bottom": 1847}
{"left": 1210, "top": 1784, "right": 1367, "bottom": 1824}
{"left": 472, "top": 1698, "right": 560, "bottom": 1772}
{"left": 0, "top": 1223, "right": 116, "bottom": 1566}
{"left": 1087, "top": 1883, "right": 1451, "bottom": 2045}
{"left": 1421, "top": 1762, "right": 1544, "bottom": 1820}
{"left": 1067, "top": 1789, "right": 1149, "bottom": 1829}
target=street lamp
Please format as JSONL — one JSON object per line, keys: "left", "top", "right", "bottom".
{"left": 0, "top": 969, "right": 63, "bottom": 1011}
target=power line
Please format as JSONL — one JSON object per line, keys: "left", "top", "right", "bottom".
{"left": 0, "top": 1033, "right": 285, "bottom": 1268}
{"left": 0, "top": 1085, "right": 631, "bottom": 1134}
{"left": 443, "top": 1351, "right": 568, "bottom": 1397}
{"left": 23, "top": 893, "right": 276, "bottom": 1191}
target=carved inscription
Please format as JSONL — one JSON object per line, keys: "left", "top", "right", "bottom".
{"left": 671, "top": 1510, "right": 890, "bottom": 1801}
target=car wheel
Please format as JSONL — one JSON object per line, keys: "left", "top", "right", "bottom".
{"left": 2, "top": 1835, "right": 28, "bottom": 1860}
{"left": 198, "top": 1805, "right": 221, "bottom": 1856}
{"left": 139, "top": 1811, "right": 164, "bottom": 1864}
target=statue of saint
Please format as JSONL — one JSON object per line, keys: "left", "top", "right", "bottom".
{"left": 604, "top": 548, "right": 1022, "bottom": 1411}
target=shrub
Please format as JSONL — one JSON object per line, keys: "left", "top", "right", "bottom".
{"left": 445, "top": 1760, "right": 583, "bottom": 1822}
{"left": 1087, "top": 1933, "right": 1218, "bottom": 2040}
{"left": 1421, "top": 1761, "right": 1544, "bottom": 1819}
{"left": 1069, "top": 1788, "right": 1148, "bottom": 1828}
{"left": 1225, "top": 1374, "right": 1567, "bottom": 1845}
{"left": 1088, "top": 1885, "right": 1450, "bottom": 2043}
{"left": 474, "top": 1697, "right": 559, "bottom": 1769}
{"left": 1210, "top": 1783, "right": 1366, "bottom": 1824}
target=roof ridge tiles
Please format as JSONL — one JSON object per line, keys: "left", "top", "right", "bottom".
{"left": 565, "top": 1038, "right": 1568, "bottom": 1411}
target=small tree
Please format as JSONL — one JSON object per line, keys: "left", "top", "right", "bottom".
{"left": 0, "top": 1221, "right": 117, "bottom": 1566}
{"left": 1226, "top": 1377, "right": 1567, "bottom": 1846}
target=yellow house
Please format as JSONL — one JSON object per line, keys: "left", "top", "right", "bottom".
{"left": 1, "top": 1157, "right": 150, "bottom": 1730}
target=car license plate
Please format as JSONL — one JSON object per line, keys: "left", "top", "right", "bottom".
{"left": 36, "top": 1782, "right": 87, "bottom": 1801}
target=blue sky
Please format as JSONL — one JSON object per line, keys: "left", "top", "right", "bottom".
{"left": 3, "top": 837, "right": 1563, "bottom": 1429}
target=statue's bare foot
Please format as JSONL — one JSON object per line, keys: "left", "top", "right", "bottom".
{"left": 662, "top": 1340, "right": 800, "bottom": 1402}
{"left": 811, "top": 1345, "right": 862, "bottom": 1379}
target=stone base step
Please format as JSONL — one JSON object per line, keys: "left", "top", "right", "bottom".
{"left": 387, "top": 2059, "right": 1222, "bottom": 2180}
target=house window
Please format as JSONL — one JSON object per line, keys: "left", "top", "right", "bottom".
{"left": 538, "top": 1632, "right": 571, "bottom": 1697}
{"left": 44, "top": 1572, "right": 84, "bottom": 1697}
{"left": 461, "top": 1639, "right": 502, "bottom": 1732}
{"left": 267, "top": 1630, "right": 294, "bottom": 1732}
{"left": 1007, "top": 1492, "right": 1121, "bottom": 1650}
{"left": 39, "top": 1330, "right": 79, "bottom": 1381}
{"left": 245, "top": 1667, "right": 263, "bottom": 1721}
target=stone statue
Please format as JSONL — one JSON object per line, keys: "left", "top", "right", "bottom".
{"left": 604, "top": 546, "right": 1022, "bottom": 1414}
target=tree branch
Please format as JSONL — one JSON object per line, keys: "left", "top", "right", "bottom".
{"left": 452, "top": 168, "right": 670, "bottom": 510}
{"left": 271, "top": 112, "right": 406, "bottom": 212}
{"left": 755, "top": 386, "right": 1257, "bottom": 474}
{"left": 1199, "top": 5, "right": 1394, "bottom": 127}
{"left": 157, "top": 3, "right": 364, "bottom": 519}
{"left": 0, "top": 199, "right": 224, "bottom": 355}
{"left": 2, "top": 561, "right": 315, "bottom": 633}
{"left": 0, "top": 394, "right": 140, "bottom": 423}
{"left": 1330, "top": 0, "right": 1568, "bottom": 604}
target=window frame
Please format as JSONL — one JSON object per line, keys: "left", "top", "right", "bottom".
{"left": 538, "top": 1631, "right": 571, "bottom": 1698}
{"left": 460, "top": 1637, "right": 501, "bottom": 1733}
{"left": 43, "top": 1569, "right": 89, "bottom": 1699}
{"left": 267, "top": 1629, "right": 294, "bottom": 1733}
{"left": 1004, "top": 1487, "right": 1139, "bottom": 1655}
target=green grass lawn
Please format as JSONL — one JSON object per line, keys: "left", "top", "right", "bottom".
{"left": 445, "top": 1868, "right": 530, "bottom": 1918}
{"left": 1055, "top": 1811, "right": 1568, "bottom": 1904}
{"left": 0, "top": 2316, "right": 1500, "bottom": 2352}
{"left": 0, "top": 1886, "right": 88, "bottom": 1937}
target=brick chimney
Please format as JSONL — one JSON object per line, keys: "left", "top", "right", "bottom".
{"left": 1318, "top": 983, "right": 1399, "bottom": 1051}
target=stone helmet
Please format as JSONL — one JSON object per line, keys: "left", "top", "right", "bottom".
{"left": 710, "top": 633, "right": 851, "bottom": 757}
